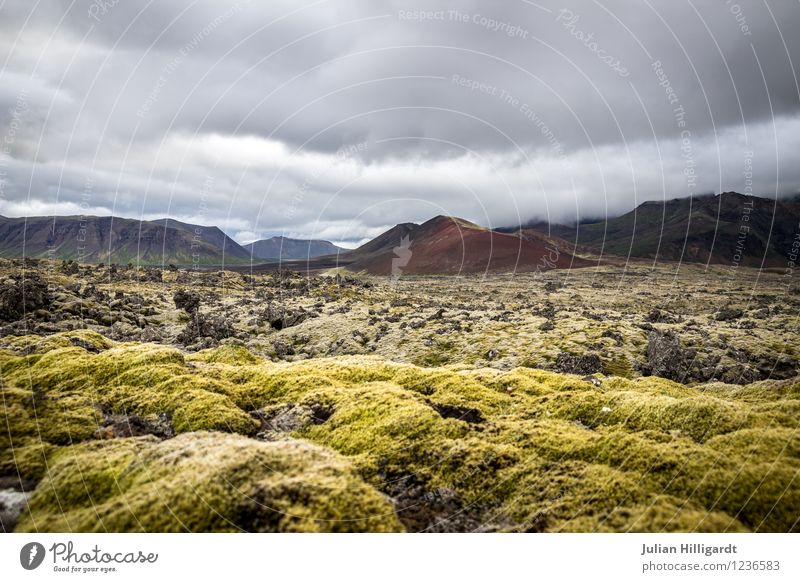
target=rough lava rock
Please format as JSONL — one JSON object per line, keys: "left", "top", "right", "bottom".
{"left": 94, "top": 413, "right": 175, "bottom": 440}
{"left": 173, "top": 289, "right": 201, "bottom": 314}
{"left": 0, "top": 274, "right": 52, "bottom": 321}
{"left": 177, "top": 312, "right": 237, "bottom": 348}
{"left": 643, "top": 329, "right": 688, "bottom": 382}
{"left": 554, "top": 352, "right": 603, "bottom": 375}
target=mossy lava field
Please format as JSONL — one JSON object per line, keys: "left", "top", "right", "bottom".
{"left": 1, "top": 258, "right": 799, "bottom": 532}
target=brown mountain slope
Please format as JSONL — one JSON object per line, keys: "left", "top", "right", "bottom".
{"left": 347, "top": 216, "right": 591, "bottom": 275}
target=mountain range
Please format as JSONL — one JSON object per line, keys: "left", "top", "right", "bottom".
{"left": 1, "top": 192, "right": 797, "bottom": 272}
{"left": 0, "top": 215, "right": 251, "bottom": 266}
{"left": 513, "top": 192, "right": 800, "bottom": 267}
{"left": 244, "top": 236, "right": 345, "bottom": 260}
{"left": 0, "top": 216, "right": 349, "bottom": 265}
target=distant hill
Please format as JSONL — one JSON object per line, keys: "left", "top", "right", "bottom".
{"left": 12, "top": 193, "right": 793, "bottom": 273}
{"left": 515, "top": 192, "right": 800, "bottom": 267}
{"left": 244, "top": 236, "right": 345, "bottom": 260}
{"left": 340, "top": 223, "right": 417, "bottom": 265}
{"left": 344, "top": 215, "right": 591, "bottom": 275}
{"left": 0, "top": 215, "right": 252, "bottom": 266}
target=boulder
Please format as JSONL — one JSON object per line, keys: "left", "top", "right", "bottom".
{"left": 554, "top": 352, "right": 603, "bottom": 375}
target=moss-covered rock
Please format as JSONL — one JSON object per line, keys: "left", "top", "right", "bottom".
{"left": 15, "top": 432, "right": 401, "bottom": 532}
{"left": 0, "top": 337, "right": 257, "bottom": 472}
{"left": 3, "top": 331, "right": 799, "bottom": 532}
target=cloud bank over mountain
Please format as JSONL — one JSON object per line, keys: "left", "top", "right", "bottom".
{"left": 1, "top": 0, "right": 799, "bottom": 243}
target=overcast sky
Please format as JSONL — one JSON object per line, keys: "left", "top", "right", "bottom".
{"left": 1, "top": 0, "right": 799, "bottom": 246}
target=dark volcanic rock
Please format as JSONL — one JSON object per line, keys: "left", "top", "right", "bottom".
{"left": 69, "top": 336, "right": 104, "bottom": 353}
{"left": 429, "top": 402, "right": 485, "bottom": 424}
{"left": 718, "top": 364, "right": 761, "bottom": 385}
{"left": 715, "top": 307, "right": 744, "bottom": 322}
{"left": 554, "top": 352, "right": 603, "bottom": 375}
{"left": 173, "top": 289, "right": 201, "bottom": 314}
{"left": 601, "top": 329, "right": 624, "bottom": 345}
{"left": 379, "top": 470, "right": 484, "bottom": 533}
{"left": 539, "top": 320, "right": 555, "bottom": 331}
{"left": 251, "top": 403, "right": 334, "bottom": 438}
{"left": 94, "top": 413, "right": 174, "bottom": 439}
{"left": 0, "top": 274, "right": 52, "bottom": 321}
{"left": 177, "top": 312, "right": 236, "bottom": 347}
{"left": 754, "top": 355, "right": 798, "bottom": 381}
{"left": 534, "top": 302, "right": 557, "bottom": 319}
{"left": 647, "top": 308, "right": 679, "bottom": 324}
{"left": 262, "top": 303, "right": 311, "bottom": 330}
{"left": 272, "top": 339, "right": 296, "bottom": 358}
{"left": 543, "top": 282, "right": 561, "bottom": 293}
{"left": 643, "top": 329, "right": 688, "bottom": 382}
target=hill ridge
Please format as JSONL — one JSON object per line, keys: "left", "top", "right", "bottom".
{"left": 0, "top": 215, "right": 251, "bottom": 266}
{"left": 512, "top": 191, "right": 800, "bottom": 267}
{"left": 244, "top": 235, "right": 345, "bottom": 260}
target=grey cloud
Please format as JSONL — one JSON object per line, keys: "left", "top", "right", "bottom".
{"left": 1, "top": 0, "right": 799, "bottom": 243}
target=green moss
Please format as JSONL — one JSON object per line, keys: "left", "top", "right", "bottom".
{"left": 412, "top": 339, "right": 458, "bottom": 367}
{"left": 413, "top": 350, "right": 451, "bottom": 367}
{"left": 700, "top": 378, "right": 800, "bottom": 403}
{"left": 564, "top": 495, "right": 747, "bottom": 533}
{"left": 0, "top": 335, "right": 258, "bottom": 458}
{"left": 1, "top": 329, "right": 114, "bottom": 354}
{"left": 3, "top": 331, "right": 799, "bottom": 532}
{"left": 0, "top": 437, "right": 57, "bottom": 482}
{"left": 99, "top": 374, "right": 256, "bottom": 434}
{"left": 191, "top": 344, "right": 260, "bottom": 365}
{"left": 706, "top": 428, "right": 800, "bottom": 459}
{"left": 604, "top": 355, "right": 634, "bottom": 379}
{"left": 546, "top": 388, "right": 755, "bottom": 442}
{"left": 500, "top": 459, "right": 738, "bottom": 532}
{"left": 15, "top": 432, "right": 401, "bottom": 532}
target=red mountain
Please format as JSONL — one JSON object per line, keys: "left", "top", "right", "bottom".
{"left": 346, "top": 216, "right": 590, "bottom": 275}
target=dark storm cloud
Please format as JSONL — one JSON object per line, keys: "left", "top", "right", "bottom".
{"left": 1, "top": 0, "right": 799, "bottom": 242}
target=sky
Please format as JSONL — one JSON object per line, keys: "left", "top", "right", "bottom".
{"left": 1, "top": 0, "right": 799, "bottom": 246}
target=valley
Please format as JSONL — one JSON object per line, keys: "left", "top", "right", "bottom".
{"left": 1, "top": 257, "right": 798, "bottom": 532}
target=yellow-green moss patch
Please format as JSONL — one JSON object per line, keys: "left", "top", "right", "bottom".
{"left": 3, "top": 332, "right": 799, "bottom": 532}
{"left": 15, "top": 432, "right": 401, "bottom": 532}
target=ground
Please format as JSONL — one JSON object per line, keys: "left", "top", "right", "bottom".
{"left": 0, "top": 258, "right": 798, "bottom": 532}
